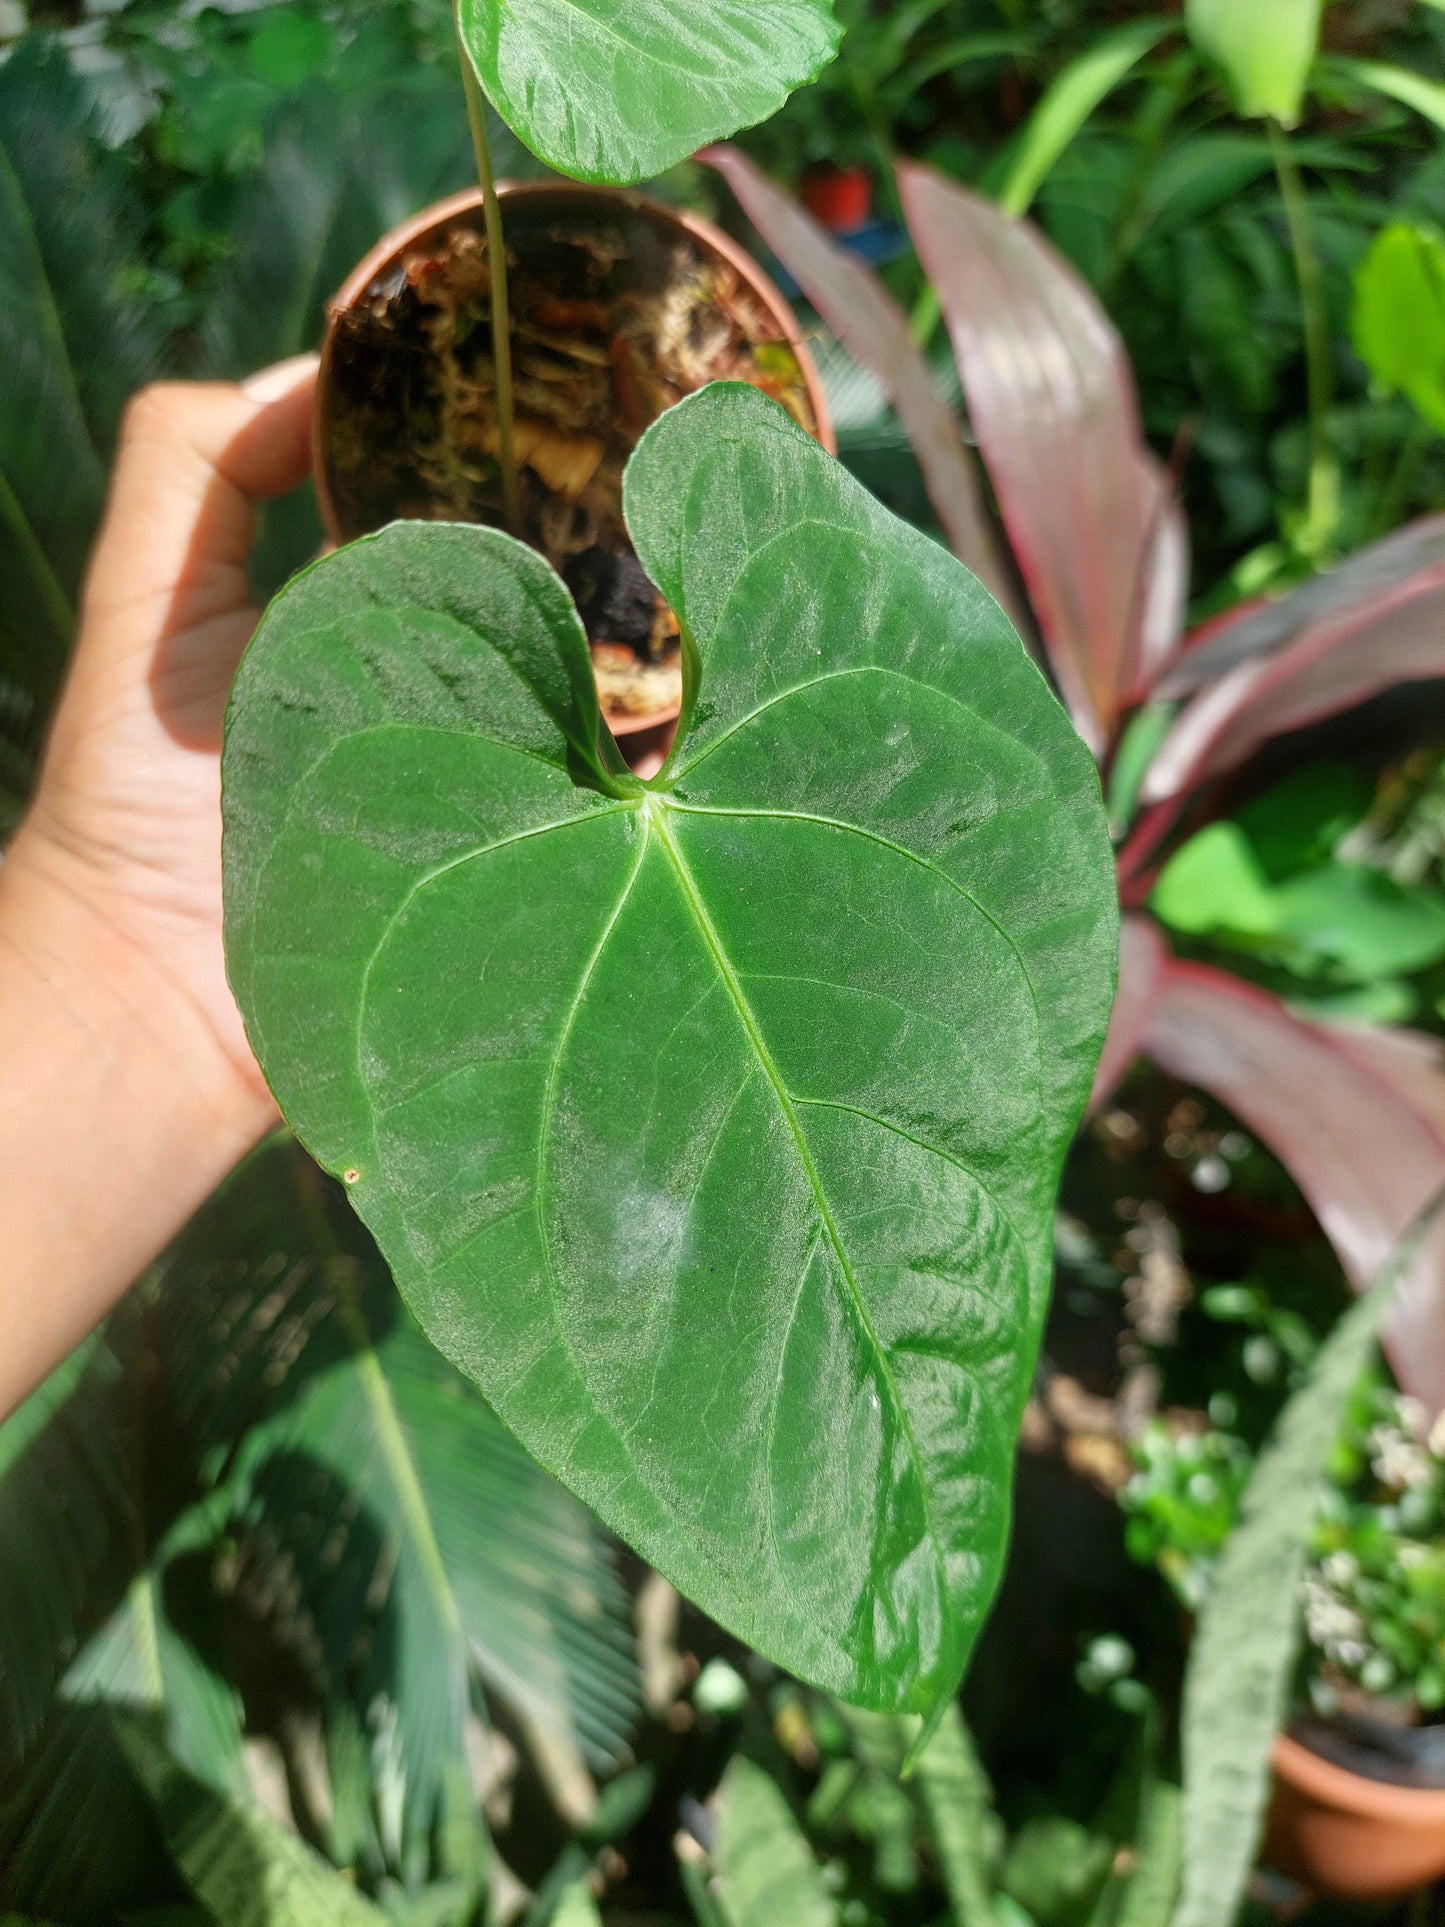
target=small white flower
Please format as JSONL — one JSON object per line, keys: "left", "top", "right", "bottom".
{"left": 1371, "top": 1427, "right": 1433, "bottom": 1490}
{"left": 1323, "top": 1551, "right": 1360, "bottom": 1588}
{"left": 1399, "top": 1395, "right": 1430, "bottom": 1442}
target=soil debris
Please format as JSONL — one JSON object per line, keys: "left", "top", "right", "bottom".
{"left": 322, "top": 192, "right": 819, "bottom": 724}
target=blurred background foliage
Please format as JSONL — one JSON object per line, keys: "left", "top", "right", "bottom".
{"left": 6, "top": 1, "right": 1445, "bottom": 1922}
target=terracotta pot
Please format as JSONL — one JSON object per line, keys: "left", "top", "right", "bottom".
{"left": 314, "top": 183, "right": 834, "bottom": 740}
{"left": 1264, "top": 1731, "right": 1445, "bottom": 1899}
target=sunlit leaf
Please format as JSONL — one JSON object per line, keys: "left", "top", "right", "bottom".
{"left": 222, "top": 384, "right": 1117, "bottom": 1715}
{"left": 997, "top": 20, "right": 1173, "bottom": 218}
{"left": 1351, "top": 222, "right": 1445, "bottom": 436}
{"left": 456, "top": 0, "right": 841, "bottom": 183}
{"left": 122, "top": 1722, "right": 392, "bottom": 1927}
{"left": 1143, "top": 517, "right": 1445, "bottom": 804}
{"left": 1185, "top": 0, "right": 1321, "bottom": 127}
{"left": 1329, "top": 55, "right": 1445, "bottom": 139}
{"left": 897, "top": 162, "right": 1187, "bottom": 754}
{"left": 160, "top": 1143, "right": 638, "bottom": 1866}
{"left": 701, "top": 145, "right": 1015, "bottom": 611}
{"left": 714, "top": 1758, "right": 836, "bottom": 1927}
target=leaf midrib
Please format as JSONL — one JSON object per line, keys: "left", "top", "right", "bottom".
{"left": 646, "top": 798, "right": 950, "bottom": 1614}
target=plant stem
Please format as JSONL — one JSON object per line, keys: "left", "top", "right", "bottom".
{"left": 455, "top": 8, "right": 521, "bottom": 535}
{"left": 1269, "top": 118, "right": 1338, "bottom": 558}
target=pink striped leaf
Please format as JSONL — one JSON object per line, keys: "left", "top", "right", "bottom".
{"left": 1090, "top": 912, "right": 1170, "bottom": 1111}
{"left": 1143, "top": 961, "right": 1445, "bottom": 1414}
{"left": 700, "top": 144, "right": 1015, "bottom": 612}
{"left": 897, "top": 159, "right": 1187, "bottom": 755}
{"left": 1142, "top": 515, "right": 1445, "bottom": 806}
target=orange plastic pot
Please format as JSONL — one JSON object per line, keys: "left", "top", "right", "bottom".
{"left": 1263, "top": 1731, "right": 1445, "bottom": 1899}
{"left": 314, "top": 182, "right": 834, "bottom": 741}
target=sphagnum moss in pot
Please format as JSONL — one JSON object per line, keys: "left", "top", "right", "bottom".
{"left": 315, "top": 183, "right": 834, "bottom": 749}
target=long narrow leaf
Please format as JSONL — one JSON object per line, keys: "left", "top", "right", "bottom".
{"left": 1328, "top": 55, "right": 1445, "bottom": 139}
{"left": 161, "top": 1144, "right": 638, "bottom": 1865}
{"left": 897, "top": 162, "right": 1187, "bottom": 753}
{"left": 122, "top": 1721, "right": 392, "bottom": 1927}
{"left": 1142, "top": 963, "right": 1445, "bottom": 1413}
{"left": 908, "top": 1704, "right": 1000, "bottom": 1927}
{"left": 0, "top": 1335, "right": 133, "bottom": 1758}
{"left": 713, "top": 1757, "right": 837, "bottom": 1927}
{"left": 997, "top": 20, "right": 1173, "bottom": 218}
{"left": 700, "top": 144, "right": 1016, "bottom": 611}
{"left": 1142, "top": 518, "right": 1445, "bottom": 804}
{"left": 1175, "top": 1284, "right": 1390, "bottom": 1927}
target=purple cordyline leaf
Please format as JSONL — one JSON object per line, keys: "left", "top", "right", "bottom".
{"left": 1141, "top": 516, "right": 1445, "bottom": 806}
{"left": 896, "top": 160, "right": 1187, "bottom": 757}
{"left": 1089, "top": 912, "right": 1169, "bottom": 1111}
{"left": 1143, "top": 961, "right": 1445, "bottom": 1415}
{"left": 699, "top": 144, "right": 1015, "bottom": 613}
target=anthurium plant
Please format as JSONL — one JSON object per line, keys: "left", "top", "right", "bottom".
{"left": 221, "top": 383, "right": 1118, "bottom": 1716}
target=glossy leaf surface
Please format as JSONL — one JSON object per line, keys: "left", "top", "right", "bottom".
{"left": 223, "top": 385, "right": 1116, "bottom": 1714}
{"left": 456, "top": 0, "right": 840, "bottom": 184}
{"left": 897, "top": 162, "right": 1187, "bottom": 755}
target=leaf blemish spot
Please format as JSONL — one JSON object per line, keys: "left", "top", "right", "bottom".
{"left": 343, "top": 1167, "right": 361, "bottom": 1185}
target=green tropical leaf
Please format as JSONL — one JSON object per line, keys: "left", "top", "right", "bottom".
{"left": 455, "top": 0, "right": 842, "bottom": 183}
{"left": 0, "top": 1334, "right": 133, "bottom": 1759}
{"left": 996, "top": 20, "right": 1172, "bottom": 218}
{"left": 0, "top": 1331, "right": 244, "bottom": 1917}
{"left": 1185, "top": 0, "right": 1321, "bottom": 126}
{"left": 1351, "top": 221, "right": 1445, "bottom": 436}
{"left": 161, "top": 1143, "right": 638, "bottom": 1866}
{"left": 553, "top": 1886, "right": 604, "bottom": 1927}
{"left": 840, "top": 1702, "right": 999, "bottom": 1926}
{"left": 122, "top": 1720, "right": 392, "bottom": 1927}
{"left": 1113, "top": 1780, "right": 1180, "bottom": 1927}
{"left": 0, "top": 1701, "right": 175, "bottom": 1919}
{"left": 63, "top": 1549, "right": 247, "bottom": 1800}
{"left": 909, "top": 1705, "right": 999, "bottom": 1927}
{"left": 1174, "top": 1289, "right": 1388, "bottom": 1927}
{"left": 222, "top": 383, "right": 1115, "bottom": 1717}
{"left": 1328, "top": 55, "right": 1445, "bottom": 139}
{"left": 714, "top": 1758, "right": 837, "bottom": 1927}
{"left": 0, "top": 37, "right": 161, "bottom": 703}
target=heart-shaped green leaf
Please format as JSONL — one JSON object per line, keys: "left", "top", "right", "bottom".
{"left": 455, "top": 0, "right": 841, "bottom": 184}
{"left": 222, "top": 384, "right": 1116, "bottom": 1714}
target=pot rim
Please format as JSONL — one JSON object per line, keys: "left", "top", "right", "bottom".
{"left": 312, "top": 180, "right": 835, "bottom": 738}
{"left": 313, "top": 180, "right": 837, "bottom": 534}
{"left": 1272, "top": 1730, "right": 1445, "bottom": 1821}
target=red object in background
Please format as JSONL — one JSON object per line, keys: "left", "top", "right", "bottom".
{"left": 799, "top": 162, "right": 872, "bottom": 233}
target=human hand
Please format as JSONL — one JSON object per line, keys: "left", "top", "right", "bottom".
{"left": 9, "top": 356, "right": 318, "bottom": 1129}
{"left": 0, "top": 356, "right": 318, "bottom": 1410}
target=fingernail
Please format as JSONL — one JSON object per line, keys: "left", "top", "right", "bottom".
{"left": 241, "top": 352, "right": 319, "bottom": 402}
